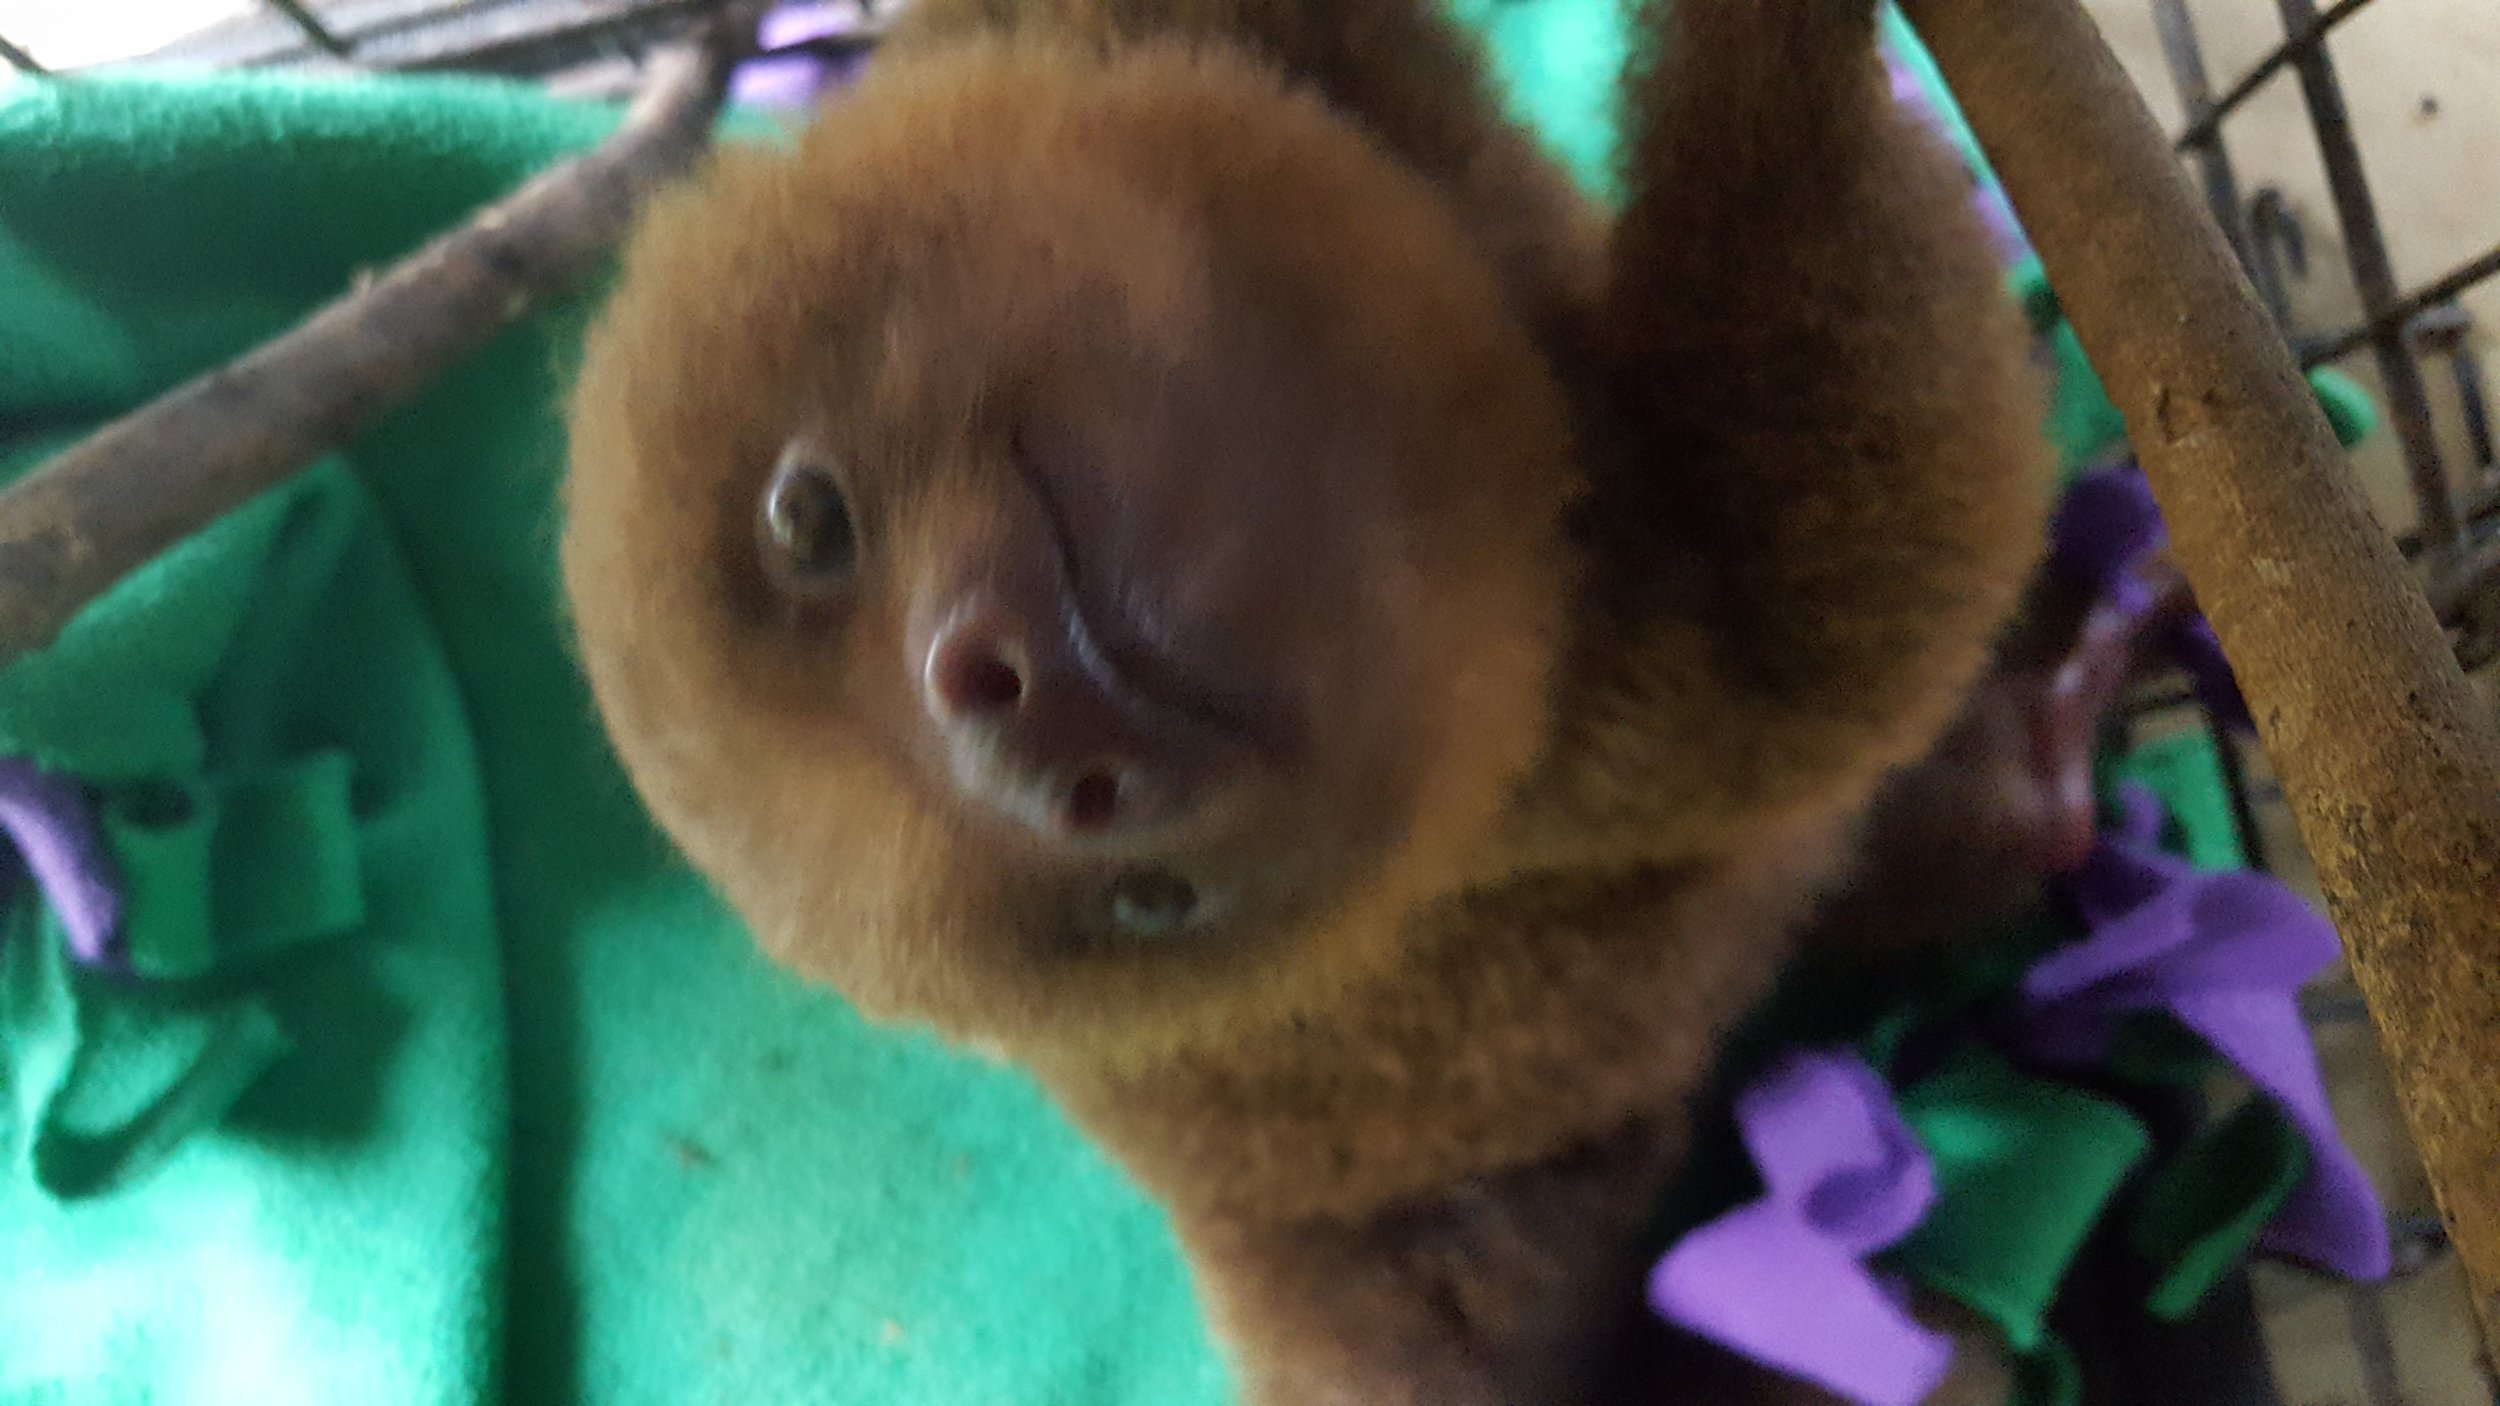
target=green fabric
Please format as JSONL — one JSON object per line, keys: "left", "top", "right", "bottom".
{"left": 1449, "top": 0, "right": 1628, "bottom": 201}
{"left": 2128, "top": 1096, "right": 2309, "bottom": 1321}
{"left": 2013, "top": 1338, "right": 2083, "bottom": 1406}
{"left": 1886, "top": 1049, "right": 2149, "bottom": 1356}
{"left": 0, "top": 415, "right": 506, "bottom": 1398}
{"left": 100, "top": 750, "right": 369, "bottom": 979}
{"left": 5, "top": 896, "right": 294, "bottom": 1201}
{"left": 2027, "top": 289, "right": 2134, "bottom": 481}
{"left": 2106, "top": 727, "right": 2245, "bottom": 873}
{"left": 1, "top": 70, "right": 1221, "bottom": 1406}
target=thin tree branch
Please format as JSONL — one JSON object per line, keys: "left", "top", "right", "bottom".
{"left": 1904, "top": 0, "right": 2500, "bottom": 1363}
{"left": 0, "top": 1, "right": 769, "bottom": 660}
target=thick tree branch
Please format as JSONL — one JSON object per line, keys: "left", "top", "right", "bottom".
{"left": 1903, "top": 0, "right": 2500, "bottom": 1361}
{"left": 0, "top": 1, "right": 769, "bottom": 660}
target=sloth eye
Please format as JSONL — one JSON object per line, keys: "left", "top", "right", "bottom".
{"left": 758, "top": 445, "right": 858, "bottom": 594}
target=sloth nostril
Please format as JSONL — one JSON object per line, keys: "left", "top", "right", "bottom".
{"left": 956, "top": 654, "right": 1026, "bottom": 711}
{"left": 930, "top": 632, "right": 1027, "bottom": 717}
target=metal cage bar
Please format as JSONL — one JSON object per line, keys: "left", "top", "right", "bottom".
{"left": 262, "top": 0, "right": 354, "bottom": 56}
{"left": 2173, "top": 0, "right": 2379, "bottom": 151}
{"left": 2306, "top": 241, "right": 2500, "bottom": 366}
{"left": 2271, "top": 0, "right": 2464, "bottom": 554}
{"left": 2151, "top": 0, "right": 2273, "bottom": 310}
{"left": 110, "top": 0, "right": 705, "bottom": 82}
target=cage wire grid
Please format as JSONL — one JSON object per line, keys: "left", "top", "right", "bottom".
{"left": 4, "top": 1, "right": 2499, "bottom": 1403}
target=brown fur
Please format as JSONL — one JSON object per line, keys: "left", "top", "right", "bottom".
{"left": 558, "top": 0, "right": 2054, "bottom": 1401}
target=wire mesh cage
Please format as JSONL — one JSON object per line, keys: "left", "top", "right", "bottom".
{"left": 2150, "top": 0, "right": 2500, "bottom": 660}
{"left": 4, "top": 2, "right": 2498, "bottom": 1403}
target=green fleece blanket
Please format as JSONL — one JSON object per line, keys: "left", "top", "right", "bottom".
{"left": 0, "top": 67, "right": 1222, "bottom": 1406}
{"left": 0, "top": 7, "right": 2264, "bottom": 1404}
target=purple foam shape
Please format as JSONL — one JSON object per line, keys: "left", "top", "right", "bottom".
{"left": 2048, "top": 466, "right": 2252, "bottom": 729}
{"left": 1649, "top": 1050, "right": 1954, "bottom": 1406}
{"left": 730, "top": 1, "right": 872, "bottom": 109}
{"left": 2049, "top": 467, "right": 2166, "bottom": 595}
{"left": 2021, "top": 785, "right": 2390, "bottom": 1280}
{"left": 0, "top": 758, "right": 122, "bottom": 967}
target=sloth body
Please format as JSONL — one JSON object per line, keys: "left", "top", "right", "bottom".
{"left": 560, "top": 1, "right": 2053, "bottom": 1400}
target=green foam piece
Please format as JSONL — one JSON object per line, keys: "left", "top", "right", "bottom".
{"left": 2308, "top": 366, "right": 2380, "bottom": 449}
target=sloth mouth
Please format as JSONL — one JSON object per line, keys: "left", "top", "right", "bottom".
{"left": 1103, "top": 864, "right": 1205, "bottom": 939}
{"left": 1005, "top": 437, "right": 1305, "bottom": 764}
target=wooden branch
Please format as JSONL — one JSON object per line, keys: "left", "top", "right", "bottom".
{"left": 0, "top": 1, "right": 769, "bottom": 661}
{"left": 1902, "top": 0, "right": 2500, "bottom": 1360}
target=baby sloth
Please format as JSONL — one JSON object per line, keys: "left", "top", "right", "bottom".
{"left": 560, "top": 0, "right": 2054, "bottom": 1401}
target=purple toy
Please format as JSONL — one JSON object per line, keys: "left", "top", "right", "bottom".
{"left": 1647, "top": 787, "right": 2387, "bottom": 1406}
{"left": 0, "top": 758, "right": 121, "bottom": 967}
{"left": 2021, "top": 784, "right": 2391, "bottom": 1281}
{"left": 730, "top": 2, "right": 877, "bottom": 110}
{"left": 2049, "top": 466, "right": 2253, "bottom": 732}
{"left": 1648, "top": 1050, "right": 1955, "bottom": 1406}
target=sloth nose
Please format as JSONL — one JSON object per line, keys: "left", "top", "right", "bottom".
{"left": 921, "top": 607, "right": 1190, "bottom": 842}
{"left": 927, "top": 628, "right": 1030, "bottom": 716}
